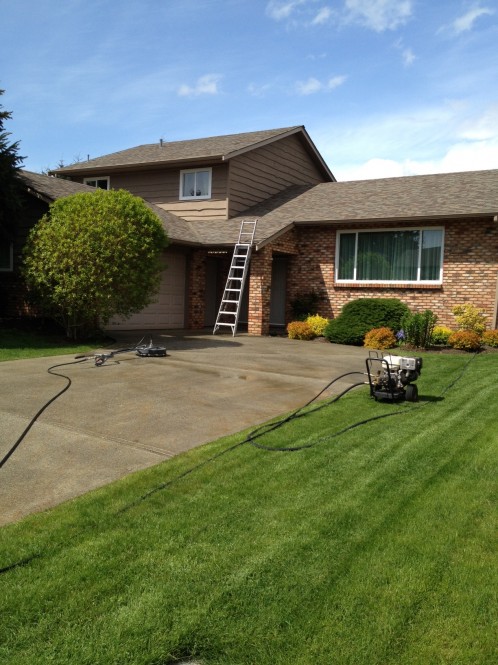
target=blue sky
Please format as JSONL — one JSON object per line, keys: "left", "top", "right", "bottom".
{"left": 2, "top": 0, "right": 497, "bottom": 180}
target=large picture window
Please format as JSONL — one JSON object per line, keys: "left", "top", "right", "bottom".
{"left": 179, "top": 168, "right": 212, "bottom": 200}
{"left": 336, "top": 228, "right": 443, "bottom": 283}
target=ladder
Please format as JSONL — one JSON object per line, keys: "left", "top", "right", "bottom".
{"left": 213, "top": 220, "right": 257, "bottom": 336}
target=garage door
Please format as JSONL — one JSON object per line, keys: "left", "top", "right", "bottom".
{"left": 106, "top": 252, "right": 186, "bottom": 330}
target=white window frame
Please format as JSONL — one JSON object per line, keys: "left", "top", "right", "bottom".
{"left": 179, "top": 167, "right": 212, "bottom": 200}
{"left": 0, "top": 242, "right": 14, "bottom": 272}
{"left": 335, "top": 227, "right": 444, "bottom": 285}
{"left": 83, "top": 176, "right": 110, "bottom": 190}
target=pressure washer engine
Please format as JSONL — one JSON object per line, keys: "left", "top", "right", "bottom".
{"left": 366, "top": 351, "right": 422, "bottom": 402}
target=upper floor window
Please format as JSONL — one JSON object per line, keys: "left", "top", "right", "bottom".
{"left": 179, "top": 168, "right": 212, "bottom": 200}
{"left": 336, "top": 228, "right": 444, "bottom": 283}
{"left": 0, "top": 241, "right": 13, "bottom": 272}
{"left": 84, "top": 176, "right": 110, "bottom": 190}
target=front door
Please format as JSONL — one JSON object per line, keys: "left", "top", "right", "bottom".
{"left": 269, "top": 256, "right": 287, "bottom": 327}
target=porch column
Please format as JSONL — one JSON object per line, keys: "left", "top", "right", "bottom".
{"left": 248, "top": 246, "right": 272, "bottom": 335}
{"left": 187, "top": 249, "right": 207, "bottom": 329}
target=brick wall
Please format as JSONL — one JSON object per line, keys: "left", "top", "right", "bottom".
{"left": 248, "top": 245, "right": 272, "bottom": 335}
{"left": 287, "top": 218, "right": 498, "bottom": 328}
{"left": 186, "top": 249, "right": 207, "bottom": 328}
{"left": 186, "top": 217, "right": 498, "bottom": 335}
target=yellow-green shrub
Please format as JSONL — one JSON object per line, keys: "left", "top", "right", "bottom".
{"left": 431, "top": 325, "right": 453, "bottom": 346}
{"left": 452, "top": 304, "right": 487, "bottom": 335}
{"left": 482, "top": 329, "right": 498, "bottom": 347}
{"left": 363, "top": 327, "right": 397, "bottom": 350}
{"left": 305, "top": 314, "right": 328, "bottom": 337}
{"left": 448, "top": 330, "right": 482, "bottom": 351}
{"left": 287, "top": 321, "right": 315, "bottom": 340}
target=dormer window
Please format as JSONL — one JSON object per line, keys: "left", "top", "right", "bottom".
{"left": 84, "top": 176, "right": 110, "bottom": 190}
{"left": 179, "top": 168, "right": 212, "bottom": 200}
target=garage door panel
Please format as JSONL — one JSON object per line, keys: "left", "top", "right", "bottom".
{"left": 107, "top": 252, "right": 186, "bottom": 330}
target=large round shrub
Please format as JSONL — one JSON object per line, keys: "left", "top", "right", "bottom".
{"left": 23, "top": 189, "right": 168, "bottom": 339}
{"left": 324, "top": 298, "right": 409, "bottom": 346}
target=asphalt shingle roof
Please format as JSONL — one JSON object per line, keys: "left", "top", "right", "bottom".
{"left": 52, "top": 127, "right": 304, "bottom": 173}
{"left": 20, "top": 170, "right": 198, "bottom": 245}
{"left": 20, "top": 170, "right": 96, "bottom": 200}
{"left": 21, "top": 167, "right": 498, "bottom": 249}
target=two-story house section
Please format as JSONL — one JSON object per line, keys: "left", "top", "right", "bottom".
{"left": 52, "top": 126, "right": 335, "bottom": 331}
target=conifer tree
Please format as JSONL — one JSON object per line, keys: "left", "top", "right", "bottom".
{"left": 0, "top": 89, "right": 24, "bottom": 236}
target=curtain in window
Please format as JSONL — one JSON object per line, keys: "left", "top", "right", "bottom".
{"left": 338, "top": 229, "right": 443, "bottom": 281}
{"left": 338, "top": 233, "right": 356, "bottom": 279}
{"left": 420, "top": 229, "right": 442, "bottom": 280}
{"left": 357, "top": 231, "right": 419, "bottom": 280}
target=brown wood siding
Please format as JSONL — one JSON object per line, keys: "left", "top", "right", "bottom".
{"left": 71, "top": 164, "right": 229, "bottom": 221}
{"left": 228, "top": 135, "right": 327, "bottom": 217}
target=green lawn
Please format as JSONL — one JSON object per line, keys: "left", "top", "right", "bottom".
{"left": 0, "top": 327, "right": 101, "bottom": 361}
{"left": 0, "top": 352, "right": 497, "bottom": 665}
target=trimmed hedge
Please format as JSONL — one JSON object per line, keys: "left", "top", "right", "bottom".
{"left": 324, "top": 298, "right": 409, "bottom": 346}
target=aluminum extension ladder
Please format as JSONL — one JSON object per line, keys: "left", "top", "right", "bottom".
{"left": 213, "top": 220, "right": 257, "bottom": 336}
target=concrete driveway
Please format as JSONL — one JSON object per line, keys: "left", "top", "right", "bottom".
{"left": 0, "top": 332, "right": 367, "bottom": 525}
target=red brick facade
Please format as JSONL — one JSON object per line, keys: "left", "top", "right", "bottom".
{"left": 286, "top": 217, "right": 498, "bottom": 329}
{"left": 187, "top": 217, "right": 498, "bottom": 335}
{"left": 186, "top": 249, "right": 207, "bottom": 329}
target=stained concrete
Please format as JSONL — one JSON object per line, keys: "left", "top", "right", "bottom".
{"left": 0, "top": 331, "right": 367, "bottom": 525}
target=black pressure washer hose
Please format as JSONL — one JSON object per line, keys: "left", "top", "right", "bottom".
{"left": 0, "top": 358, "right": 88, "bottom": 470}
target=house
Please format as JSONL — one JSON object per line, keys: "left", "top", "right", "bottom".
{"left": 0, "top": 171, "right": 98, "bottom": 317}
{"left": 15, "top": 126, "right": 498, "bottom": 332}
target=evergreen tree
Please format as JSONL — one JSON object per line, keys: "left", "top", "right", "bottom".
{"left": 0, "top": 89, "right": 24, "bottom": 237}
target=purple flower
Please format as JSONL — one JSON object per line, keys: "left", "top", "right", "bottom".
{"left": 396, "top": 329, "right": 405, "bottom": 341}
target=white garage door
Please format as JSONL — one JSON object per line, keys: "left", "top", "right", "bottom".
{"left": 106, "top": 252, "right": 186, "bottom": 330}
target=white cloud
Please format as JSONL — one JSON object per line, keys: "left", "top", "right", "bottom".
{"left": 320, "top": 104, "right": 498, "bottom": 180}
{"left": 247, "top": 82, "right": 272, "bottom": 97}
{"left": 311, "top": 7, "right": 333, "bottom": 25}
{"left": 401, "top": 47, "right": 416, "bottom": 66}
{"left": 265, "top": 0, "right": 307, "bottom": 21}
{"left": 296, "top": 77, "right": 323, "bottom": 94}
{"left": 393, "top": 38, "right": 416, "bottom": 65}
{"left": 177, "top": 74, "right": 222, "bottom": 97}
{"left": 328, "top": 74, "right": 347, "bottom": 89}
{"left": 296, "top": 74, "right": 347, "bottom": 94}
{"left": 452, "top": 5, "right": 494, "bottom": 34}
{"left": 344, "top": 0, "right": 413, "bottom": 32}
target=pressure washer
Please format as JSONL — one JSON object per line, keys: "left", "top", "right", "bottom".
{"left": 366, "top": 351, "right": 422, "bottom": 402}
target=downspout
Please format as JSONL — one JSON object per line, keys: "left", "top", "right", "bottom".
{"left": 493, "top": 271, "right": 498, "bottom": 329}
{"left": 494, "top": 215, "right": 498, "bottom": 328}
